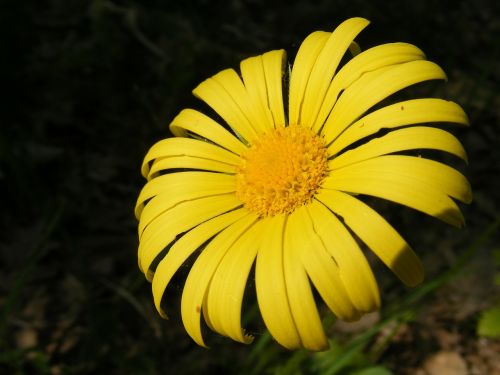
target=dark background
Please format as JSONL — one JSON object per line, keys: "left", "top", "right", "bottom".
{"left": 1, "top": 0, "right": 499, "bottom": 374}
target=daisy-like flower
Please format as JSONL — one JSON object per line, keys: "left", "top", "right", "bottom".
{"left": 135, "top": 17, "right": 471, "bottom": 351}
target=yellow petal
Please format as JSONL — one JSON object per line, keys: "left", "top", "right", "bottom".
{"left": 240, "top": 55, "right": 275, "bottom": 131}
{"left": 284, "top": 209, "right": 328, "bottom": 351}
{"left": 329, "top": 126, "right": 468, "bottom": 170}
{"left": 262, "top": 49, "right": 287, "bottom": 127}
{"left": 211, "top": 69, "right": 272, "bottom": 136}
{"left": 169, "top": 108, "right": 247, "bottom": 155}
{"left": 323, "top": 155, "right": 469, "bottom": 227}
{"left": 255, "top": 215, "right": 301, "bottom": 349}
{"left": 291, "top": 206, "right": 362, "bottom": 321}
{"left": 141, "top": 137, "right": 241, "bottom": 179}
{"left": 316, "top": 189, "right": 424, "bottom": 287}
{"left": 181, "top": 214, "right": 258, "bottom": 347}
{"left": 321, "top": 60, "right": 447, "bottom": 145}
{"left": 288, "top": 31, "right": 330, "bottom": 126}
{"left": 205, "top": 221, "right": 263, "bottom": 343}
{"left": 151, "top": 208, "right": 248, "bottom": 318}
{"left": 192, "top": 70, "right": 259, "bottom": 143}
{"left": 300, "top": 17, "right": 370, "bottom": 129}
{"left": 307, "top": 199, "right": 381, "bottom": 313}
{"left": 313, "top": 42, "right": 425, "bottom": 131}
{"left": 329, "top": 99, "right": 469, "bottom": 155}
{"left": 136, "top": 172, "right": 236, "bottom": 233}
{"left": 331, "top": 154, "right": 472, "bottom": 204}
{"left": 138, "top": 194, "right": 242, "bottom": 278}
{"left": 148, "top": 155, "right": 236, "bottom": 176}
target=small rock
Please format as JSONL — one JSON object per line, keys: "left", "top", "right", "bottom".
{"left": 423, "top": 351, "right": 467, "bottom": 375}
{"left": 15, "top": 328, "right": 38, "bottom": 349}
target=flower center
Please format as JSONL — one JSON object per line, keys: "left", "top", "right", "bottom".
{"left": 236, "top": 125, "right": 328, "bottom": 217}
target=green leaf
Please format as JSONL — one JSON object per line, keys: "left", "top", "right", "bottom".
{"left": 351, "top": 366, "right": 393, "bottom": 375}
{"left": 494, "top": 273, "right": 500, "bottom": 286}
{"left": 491, "top": 249, "right": 500, "bottom": 264}
{"left": 477, "top": 305, "right": 500, "bottom": 338}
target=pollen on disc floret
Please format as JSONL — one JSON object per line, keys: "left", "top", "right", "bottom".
{"left": 236, "top": 125, "right": 329, "bottom": 217}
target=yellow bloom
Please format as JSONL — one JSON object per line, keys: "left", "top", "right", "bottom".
{"left": 135, "top": 17, "right": 471, "bottom": 351}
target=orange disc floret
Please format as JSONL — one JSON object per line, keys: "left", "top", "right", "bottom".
{"left": 236, "top": 125, "right": 328, "bottom": 217}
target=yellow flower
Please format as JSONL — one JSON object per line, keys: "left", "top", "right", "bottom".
{"left": 135, "top": 17, "right": 471, "bottom": 351}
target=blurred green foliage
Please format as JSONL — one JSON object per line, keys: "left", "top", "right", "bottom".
{"left": 477, "top": 249, "right": 500, "bottom": 338}
{"left": 478, "top": 306, "right": 500, "bottom": 338}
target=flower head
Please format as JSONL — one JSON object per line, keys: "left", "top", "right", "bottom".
{"left": 135, "top": 17, "right": 471, "bottom": 351}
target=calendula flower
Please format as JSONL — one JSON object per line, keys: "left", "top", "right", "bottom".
{"left": 135, "top": 17, "right": 471, "bottom": 351}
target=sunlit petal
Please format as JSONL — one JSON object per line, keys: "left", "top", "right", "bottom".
{"left": 256, "top": 215, "right": 301, "bottom": 349}
{"left": 147, "top": 155, "right": 235, "bottom": 176}
{"left": 136, "top": 172, "right": 236, "bottom": 229}
{"left": 193, "top": 70, "right": 259, "bottom": 143}
{"left": 313, "top": 42, "right": 425, "bottom": 131}
{"left": 240, "top": 55, "right": 275, "bottom": 131}
{"left": 141, "top": 137, "right": 241, "bottom": 179}
{"left": 205, "top": 221, "right": 264, "bottom": 343}
{"left": 262, "top": 49, "right": 287, "bottom": 127}
{"left": 151, "top": 208, "right": 248, "bottom": 317}
{"left": 307, "top": 199, "right": 381, "bottom": 312}
{"left": 329, "top": 126, "right": 468, "bottom": 169}
{"left": 317, "top": 189, "right": 424, "bottom": 287}
{"left": 322, "top": 60, "right": 447, "bottom": 145}
{"left": 138, "top": 194, "right": 242, "bottom": 279}
{"left": 300, "top": 17, "right": 369, "bottom": 128}
{"left": 288, "top": 31, "right": 330, "bottom": 126}
{"left": 181, "top": 214, "right": 258, "bottom": 347}
{"left": 323, "top": 155, "right": 469, "bottom": 227}
{"left": 169, "top": 108, "right": 247, "bottom": 156}
{"left": 329, "top": 99, "right": 469, "bottom": 155}
{"left": 293, "top": 206, "right": 362, "bottom": 321}
{"left": 284, "top": 209, "right": 328, "bottom": 351}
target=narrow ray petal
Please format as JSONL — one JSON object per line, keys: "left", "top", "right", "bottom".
{"left": 288, "top": 31, "right": 330, "bottom": 126}
{"left": 192, "top": 71, "right": 258, "bottom": 143}
{"left": 151, "top": 208, "right": 248, "bottom": 317}
{"left": 313, "top": 42, "right": 425, "bottom": 131}
{"left": 212, "top": 69, "right": 269, "bottom": 134}
{"left": 169, "top": 108, "right": 247, "bottom": 155}
{"left": 141, "top": 137, "right": 241, "bottom": 179}
{"left": 181, "top": 214, "right": 258, "bottom": 347}
{"left": 307, "top": 199, "right": 381, "bottom": 312}
{"left": 240, "top": 55, "right": 275, "bottom": 131}
{"left": 136, "top": 172, "right": 236, "bottom": 233}
{"left": 322, "top": 156, "right": 468, "bottom": 227}
{"left": 148, "top": 155, "right": 236, "bottom": 176}
{"left": 284, "top": 210, "right": 328, "bottom": 351}
{"left": 300, "top": 17, "right": 370, "bottom": 128}
{"left": 211, "top": 69, "right": 269, "bottom": 135}
{"left": 205, "top": 221, "right": 263, "bottom": 343}
{"left": 262, "top": 49, "right": 286, "bottom": 127}
{"left": 138, "top": 194, "right": 242, "bottom": 278}
{"left": 321, "top": 60, "right": 447, "bottom": 145}
{"left": 329, "top": 99, "right": 469, "bottom": 155}
{"left": 255, "top": 215, "right": 301, "bottom": 349}
{"left": 316, "top": 189, "right": 424, "bottom": 287}
{"left": 330, "top": 126, "right": 468, "bottom": 170}
{"left": 293, "top": 206, "right": 362, "bottom": 321}
{"left": 327, "top": 155, "right": 472, "bottom": 204}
